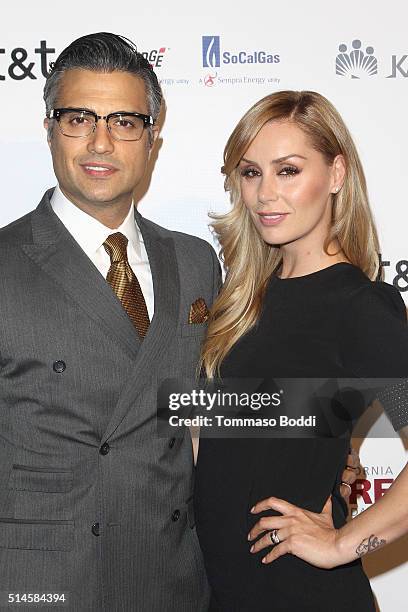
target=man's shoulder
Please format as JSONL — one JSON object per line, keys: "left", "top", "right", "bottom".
{"left": 0, "top": 210, "right": 34, "bottom": 246}
{"left": 141, "top": 216, "right": 216, "bottom": 258}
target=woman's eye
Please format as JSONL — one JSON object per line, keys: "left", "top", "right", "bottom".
{"left": 240, "top": 167, "right": 260, "bottom": 178}
{"left": 279, "top": 166, "right": 299, "bottom": 176}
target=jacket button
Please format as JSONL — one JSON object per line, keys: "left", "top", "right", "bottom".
{"left": 53, "top": 360, "right": 66, "bottom": 373}
{"left": 171, "top": 509, "right": 181, "bottom": 522}
{"left": 169, "top": 437, "right": 176, "bottom": 449}
{"left": 91, "top": 522, "right": 100, "bottom": 536}
{"left": 99, "top": 443, "right": 110, "bottom": 455}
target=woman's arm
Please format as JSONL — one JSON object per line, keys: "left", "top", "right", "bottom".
{"left": 336, "top": 425, "right": 408, "bottom": 561}
{"left": 248, "top": 427, "right": 408, "bottom": 568}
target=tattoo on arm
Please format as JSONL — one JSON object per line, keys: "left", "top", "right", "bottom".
{"left": 356, "top": 534, "right": 386, "bottom": 557}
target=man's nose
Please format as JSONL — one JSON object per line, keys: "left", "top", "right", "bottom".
{"left": 87, "top": 119, "right": 114, "bottom": 155}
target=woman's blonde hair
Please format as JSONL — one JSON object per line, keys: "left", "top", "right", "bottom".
{"left": 201, "top": 90, "right": 381, "bottom": 377}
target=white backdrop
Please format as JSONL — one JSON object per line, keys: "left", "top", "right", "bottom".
{"left": 1, "top": 1, "right": 407, "bottom": 609}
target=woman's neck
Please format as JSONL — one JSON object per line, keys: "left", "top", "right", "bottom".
{"left": 279, "top": 241, "right": 349, "bottom": 279}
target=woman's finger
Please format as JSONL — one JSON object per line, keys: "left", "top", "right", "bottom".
{"left": 340, "top": 482, "right": 352, "bottom": 499}
{"left": 321, "top": 496, "right": 332, "bottom": 515}
{"left": 250, "top": 527, "right": 291, "bottom": 554}
{"left": 341, "top": 467, "right": 356, "bottom": 484}
{"left": 261, "top": 539, "right": 291, "bottom": 564}
{"left": 346, "top": 447, "right": 360, "bottom": 470}
{"left": 250, "top": 496, "right": 296, "bottom": 516}
{"left": 248, "top": 515, "right": 291, "bottom": 541}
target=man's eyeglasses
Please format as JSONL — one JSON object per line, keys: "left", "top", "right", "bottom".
{"left": 48, "top": 108, "right": 154, "bottom": 141}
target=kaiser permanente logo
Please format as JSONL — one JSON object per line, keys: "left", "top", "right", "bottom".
{"left": 336, "top": 40, "right": 377, "bottom": 78}
{"left": 202, "top": 35, "right": 280, "bottom": 68}
{"left": 335, "top": 38, "right": 408, "bottom": 79}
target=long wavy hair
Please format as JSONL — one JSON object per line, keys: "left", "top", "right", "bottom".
{"left": 201, "top": 90, "right": 381, "bottom": 377}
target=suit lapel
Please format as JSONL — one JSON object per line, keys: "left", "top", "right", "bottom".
{"left": 22, "top": 190, "right": 142, "bottom": 359}
{"left": 101, "top": 210, "right": 180, "bottom": 442}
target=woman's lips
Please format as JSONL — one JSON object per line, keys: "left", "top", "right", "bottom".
{"left": 258, "top": 212, "right": 289, "bottom": 226}
{"left": 80, "top": 163, "right": 118, "bottom": 178}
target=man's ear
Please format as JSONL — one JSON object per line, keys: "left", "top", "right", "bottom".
{"left": 44, "top": 117, "right": 52, "bottom": 147}
{"left": 148, "top": 125, "right": 160, "bottom": 156}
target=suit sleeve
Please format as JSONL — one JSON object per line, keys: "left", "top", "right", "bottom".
{"left": 339, "top": 282, "right": 408, "bottom": 430}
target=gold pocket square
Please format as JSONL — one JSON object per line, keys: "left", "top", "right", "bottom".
{"left": 189, "top": 298, "right": 210, "bottom": 324}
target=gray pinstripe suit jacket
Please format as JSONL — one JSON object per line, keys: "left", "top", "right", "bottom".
{"left": 0, "top": 189, "right": 220, "bottom": 611}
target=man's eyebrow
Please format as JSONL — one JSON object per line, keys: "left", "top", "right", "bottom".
{"left": 59, "top": 106, "right": 97, "bottom": 114}
{"left": 240, "top": 154, "right": 307, "bottom": 164}
{"left": 57, "top": 107, "right": 143, "bottom": 116}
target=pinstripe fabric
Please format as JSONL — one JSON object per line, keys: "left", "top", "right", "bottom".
{"left": 104, "top": 232, "right": 150, "bottom": 338}
{"left": 0, "top": 190, "right": 221, "bottom": 611}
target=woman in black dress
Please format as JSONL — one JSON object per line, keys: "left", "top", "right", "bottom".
{"left": 195, "top": 91, "right": 408, "bottom": 611}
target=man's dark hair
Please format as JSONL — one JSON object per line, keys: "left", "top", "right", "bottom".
{"left": 44, "top": 32, "right": 162, "bottom": 139}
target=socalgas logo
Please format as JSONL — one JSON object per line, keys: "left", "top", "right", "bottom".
{"left": 336, "top": 39, "right": 377, "bottom": 78}
{"left": 202, "top": 35, "right": 280, "bottom": 68}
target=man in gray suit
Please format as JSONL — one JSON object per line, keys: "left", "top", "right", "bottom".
{"left": 0, "top": 32, "right": 218, "bottom": 611}
{"left": 0, "top": 32, "right": 359, "bottom": 612}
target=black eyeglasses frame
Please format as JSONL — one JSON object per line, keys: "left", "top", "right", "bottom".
{"left": 48, "top": 107, "right": 154, "bottom": 140}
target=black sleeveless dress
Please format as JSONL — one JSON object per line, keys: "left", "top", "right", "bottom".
{"left": 194, "top": 263, "right": 408, "bottom": 611}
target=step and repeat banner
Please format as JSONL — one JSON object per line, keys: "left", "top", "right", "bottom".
{"left": 1, "top": 0, "right": 407, "bottom": 609}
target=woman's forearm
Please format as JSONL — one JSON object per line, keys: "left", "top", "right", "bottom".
{"left": 336, "top": 458, "right": 408, "bottom": 562}
{"left": 248, "top": 429, "right": 408, "bottom": 569}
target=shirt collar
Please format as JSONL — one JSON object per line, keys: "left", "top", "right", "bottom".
{"left": 50, "top": 185, "right": 142, "bottom": 259}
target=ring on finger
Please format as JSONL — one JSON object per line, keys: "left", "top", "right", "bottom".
{"left": 341, "top": 481, "right": 352, "bottom": 494}
{"left": 269, "top": 529, "right": 280, "bottom": 545}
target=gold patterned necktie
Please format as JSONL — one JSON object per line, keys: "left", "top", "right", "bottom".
{"left": 103, "top": 232, "right": 150, "bottom": 339}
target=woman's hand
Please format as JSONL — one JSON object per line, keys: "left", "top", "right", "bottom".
{"left": 340, "top": 447, "right": 361, "bottom": 500}
{"left": 248, "top": 496, "right": 345, "bottom": 569}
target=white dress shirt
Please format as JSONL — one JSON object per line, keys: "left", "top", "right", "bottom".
{"left": 50, "top": 185, "right": 154, "bottom": 318}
